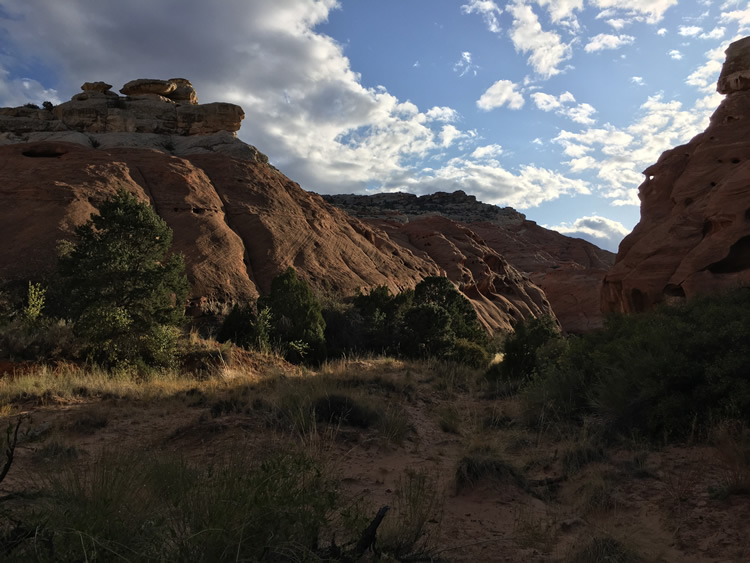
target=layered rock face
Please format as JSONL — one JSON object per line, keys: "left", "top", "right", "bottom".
{"left": 0, "top": 81, "right": 556, "bottom": 333}
{"left": 326, "top": 191, "right": 614, "bottom": 333}
{"left": 0, "top": 78, "right": 249, "bottom": 158}
{"left": 602, "top": 36, "right": 750, "bottom": 313}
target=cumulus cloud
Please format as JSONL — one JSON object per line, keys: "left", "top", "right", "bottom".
{"left": 686, "top": 40, "right": 733, "bottom": 92}
{"left": 631, "top": 76, "right": 645, "bottom": 85}
{"left": 554, "top": 92, "right": 719, "bottom": 205}
{"left": 679, "top": 25, "right": 702, "bottom": 36}
{"left": 700, "top": 26, "right": 726, "bottom": 39}
{"left": 720, "top": 6, "right": 750, "bottom": 32}
{"left": 400, "top": 159, "right": 590, "bottom": 209}
{"left": 477, "top": 79, "right": 525, "bottom": 110}
{"left": 589, "top": 0, "right": 678, "bottom": 24}
{"left": 507, "top": 1, "right": 572, "bottom": 78}
{"left": 669, "top": 49, "right": 683, "bottom": 60}
{"left": 545, "top": 215, "right": 630, "bottom": 251}
{"left": 533, "top": 0, "right": 582, "bottom": 29}
{"left": 470, "top": 144, "right": 504, "bottom": 159}
{"left": 584, "top": 33, "right": 635, "bottom": 52}
{"left": 531, "top": 91, "right": 596, "bottom": 124}
{"left": 425, "top": 106, "right": 459, "bottom": 122}
{"left": 461, "top": 0, "right": 503, "bottom": 33}
{"left": 657, "top": 27, "right": 668, "bottom": 35}
{"left": 0, "top": 67, "right": 61, "bottom": 107}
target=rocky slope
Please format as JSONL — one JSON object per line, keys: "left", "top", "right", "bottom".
{"left": 0, "top": 79, "right": 554, "bottom": 332}
{"left": 325, "top": 192, "right": 614, "bottom": 333}
{"left": 602, "top": 36, "right": 750, "bottom": 313}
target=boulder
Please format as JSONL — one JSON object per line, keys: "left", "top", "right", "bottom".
{"left": 120, "top": 78, "right": 176, "bottom": 97}
{"left": 81, "top": 81, "right": 113, "bottom": 93}
{"left": 168, "top": 78, "right": 199, "bottom": 105}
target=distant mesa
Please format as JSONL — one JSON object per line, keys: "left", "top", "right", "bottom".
{"left": 602, "top": 35, "right": 750, "bottom": 313}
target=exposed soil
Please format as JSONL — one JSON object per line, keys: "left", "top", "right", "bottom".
{"left": 1, "top": 358, "right": 749, "bottom": 562}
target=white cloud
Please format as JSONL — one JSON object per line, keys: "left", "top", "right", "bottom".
{"left": 631, "top": 76, "right": 645, "bottom": 85}
{"left": 533, "top": 0, "right": 583, "bottom": 28}
{"left": 554, "top": 91, "right": 719, "bottom": 205}
{"left": 401, "top": 159, "right": 590, "bottom": 209}
{"left": 669, "top": 49, "right": 683, "bottom": 59}
{"left": 678, "top": 25, "right": 702, "bottom": 36}
{"left": 507, "top": 1, "right": 572, "bottom": 78}
{"left": 531, "top": 91, "right": 596, "bottom": 124}
{"left": 720, "top": 6, "right": 750, "bottom": 32}
{"left": 699, "top": 26, "right": 726, "bottom": 39}
{"left": 589, "top": 0, "right": 678, "bottom": 24}
{"left": 470, "top": 144, "right": 504, "bottom": 159}
{"left": 657, "top": 27, "right": 668, "bottom": 35}
{"left": 425, "top": 106, "right": 459, "bottom": 122}
{"left": 546, "top": 215, "right": 630, "bottom": 251}
{"left": 0, "top": 67, "right": 61, "bottom": 107}
{"left": 454, "top": 51, "right": 479, "bottom": 77}
{"left": 584, "top": 33, "right": 635, "bottom": 52}
{"left": 606, "top": 18, "right": 627, "bottom": 29}
{"left": 461, "top": 0, "right": 503, "bottom": 33}
{"left": 686, "top": 41, "right": 731, "bottom": 92}
{"left": 477, "top": 79, "right": 525, "bottom": 110}
{"left": 439, "top": 124, "right": 469, "bottom": 147}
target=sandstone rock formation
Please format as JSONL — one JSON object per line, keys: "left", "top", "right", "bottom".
{"left": 0, "top": 81, "right": 556, "bottom": 333}
{"left": 325, "top": 191, "right": 614, "bottom": 332}
{"left": 0, "top": 78, "right": 239, "bottom": 153}
{"left": 602, "top": 36, "right": 750, "bottom": 313}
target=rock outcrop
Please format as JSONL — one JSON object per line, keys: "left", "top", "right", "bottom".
{"left": 0, "top": 81, "right": 557, "bottom": 333}
{"left": 602, "top": 36, "right": 750, "bottom": 313}
{"left": 0, "top": 78, "right": 243, "bottom": 154}
{"left": 325, "top": 191, "right": 614, "bottom": 333}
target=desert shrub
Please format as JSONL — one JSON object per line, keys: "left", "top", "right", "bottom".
{"left": 525, "top": 288, "right": 750, "bottom": 441}
{"left": 412, "top": 276, "right": 486, "bottom": 345}
{"left": 321, "top": 298, "right": 365, "bottom": 358}
{"left": 258, "top": 267, "right": 326, "bottom": 363}
{"left": 42, "top": 101, "right": 54, "bottom": 111}
{"left": 23, "top": 102, "right": 40, "bottom": 109}
{"left": 455, "top": 445, "right": 526, "bottom": 493}
{"left": 450, "top": 337, "right": 490, "bottom": 368}
{"left": 353, "top": 284, "right": 412, "bottom": 354}
{"left": 19, "top": 449, "right": 341, "bottom": 561}
{"left": 498, "top": 315, "right": 560, "bottom": 383}
{"left": 216, "top": 303, "right": 271, "bottom": 352}
{"left": 314, "top": 393, "right": 381, "bottom": 428}
{"left": 56, "top": 189, "right": 188, "bottom": 369}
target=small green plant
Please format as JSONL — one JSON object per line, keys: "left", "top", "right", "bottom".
{"left": 42, "top": 101, "right": 54, "bottom": 111}
{"left": 23, "top": 282, "right": 45, "bottom": 324}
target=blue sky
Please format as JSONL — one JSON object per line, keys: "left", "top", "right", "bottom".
{"left": 0, "top": 1, "right": 748, "bottom": 251}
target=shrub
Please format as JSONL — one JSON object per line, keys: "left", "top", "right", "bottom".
{"left": 56, "top": 189, "right": 188, "bottom": 368}
{"left": 524, "top": 288, "right": 750, "bottom": 441}
{"left": 258, "top": 267, "right": 326, "bottom": 363}
{"left": 42, "top": 101, "right": 54, "bottom": 111}
{"left": 450, "top": 337, "right": 490, "bottom": 368}
{"left": 216, "top": 303, "right": 270, "bottom": 352}
{"left": 499, "top": 315, "right": 560, "bottom": 383}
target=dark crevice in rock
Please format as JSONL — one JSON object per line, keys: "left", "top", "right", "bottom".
{"left": 706, "top": 236, "right": 750, "bottom": 274}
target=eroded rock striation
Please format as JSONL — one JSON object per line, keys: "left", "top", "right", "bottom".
{"left": 325, "top": 191, "right": 614, "bottom": 333}
{"left": 0, "top": 81, "right": 556, "bottom": 333}
{"left": 602, "top": 36, "right": 750, "bottom": 313}
{"left": 0, "top": 78, "right": 246, "bottom": 156}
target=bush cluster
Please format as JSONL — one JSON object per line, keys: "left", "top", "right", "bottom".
{"left": 516, "top": 288, "right": 750, "bottom": 440}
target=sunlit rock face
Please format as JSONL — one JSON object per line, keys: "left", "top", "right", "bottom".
{"left": 602, "top": 36, "right": 750, "bottom": 314}
{"left": 325, "top": 191, "right": 615, "bottom": 333}
{"left": 0, "top": 83, "right": 557, "bottom": 333}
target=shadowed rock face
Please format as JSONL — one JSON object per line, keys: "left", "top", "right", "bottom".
{"left": 325, "top": 191, "right": 615, "bottom": 333}
{"left": 602, "top": 36, "right": 750, "bottom": 314}
{"left": 0, "top": 79, "right": 557, "bottom": 333}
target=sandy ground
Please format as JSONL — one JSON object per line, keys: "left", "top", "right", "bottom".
{"left": 1, "top": 358, "right": 749, "bottom": 562}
